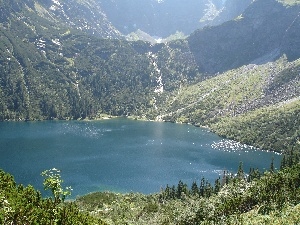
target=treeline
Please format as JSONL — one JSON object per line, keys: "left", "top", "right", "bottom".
{"left": 1, "top": 148, "right": 300, "bottom": 224}
{"left": 159, "top": 165, "right": 260, "bottom": 202}
{"left": 181, "top": 153, "right": 300, "bottom": 224}
{"left": 75, "top": 149, "right": 300, "bottom": 224}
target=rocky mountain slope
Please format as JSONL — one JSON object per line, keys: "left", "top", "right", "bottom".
{"left": 153, "top": 56, "right": 299, "bottom": 151}
{"left": 188, "top": 0, "right": 300, "bottom": 73}
{"left": 200, "top": 0, "right": 253, "bottom": 27}
{"left": 0, "top": 0, "right": 121, "bottom": 38}
{"left": 100, "top": 0, "right": 208, "bottom": 37}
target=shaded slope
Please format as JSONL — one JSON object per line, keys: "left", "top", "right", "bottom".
{"left": 188, "top": 0, "right": 300, "bottom": 73}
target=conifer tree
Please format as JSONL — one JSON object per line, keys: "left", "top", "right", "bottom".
{"left": 270, "top": 157, "right": 275, "bottom": 172}
{"left": 214, "top": 177, "right": 221, "bottom": 194}
{"left": 237, "top": 161, "right": 244, "bottom": 180}
{"left": 191, "top": 181, "right": 199, "bottom": 196}
{"left": 199, "top": 177, "right": 205, "bottom": 197}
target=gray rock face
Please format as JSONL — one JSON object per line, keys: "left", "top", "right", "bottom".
{"left": 99, "top": 0, "right": 208, "bottom": 37}
{"left": 98, "top": 0, "right": 251, "bottom": 38}
{"left": 206, "top": 0, "right": 253, "bottom": 26}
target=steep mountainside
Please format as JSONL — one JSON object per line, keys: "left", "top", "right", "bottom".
{"left": 153, "top": 57, "right": 299, "bottom": 151}
{"left": 0, "top": 0, "right": 200, "bottom": 120}
{"left": 0, "top": 0, "right": 121, "bottom": 38}
{"left": 100, "top": 0, "right": 252, "bottom": 38}
{"left": 200, "top": 0, "right": 253, "bottom": 27}
{"left": 188, "top": 0, "right": 300, "bottom": 73}
{"left": 100, "top": 0, "right": 209, "bottom": 37}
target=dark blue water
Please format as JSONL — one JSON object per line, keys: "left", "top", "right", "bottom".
{"left": 0, "top": 118, "right": 281, "bottom": 197}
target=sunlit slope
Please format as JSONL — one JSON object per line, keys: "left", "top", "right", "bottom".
{"left": 211, "top": 98, "right": 299, "bottom": 151}
{"left": 156, "top": 57, "right": 300, "bottom": 151}
{"left": 0, "top": 0, "right": 121, "bottom": 38}
{"left": 278, "top": 0, "right": 300, "bottom": 5}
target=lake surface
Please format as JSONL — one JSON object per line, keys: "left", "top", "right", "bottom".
{"left": 0, "top": 118, "right": 281, "bottom": 197}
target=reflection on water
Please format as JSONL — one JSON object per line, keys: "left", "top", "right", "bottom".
{"left": 0, "top": 118, "right": 281, "bottom": 196}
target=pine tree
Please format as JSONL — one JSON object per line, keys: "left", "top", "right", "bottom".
{"left": 247, "top": 168, "right": 254, "bottom": 182}
{"left": 214, "top": 177, "right": 221, "bottom": 194}
{"left": 191, "top": 181, "right": 199, "bottom": 196}
{"left": 199, "top": 177, "right": 205, "bottom": 197}
{"left": 270, "top": 157, "right": 275, "bottom": 173}
{"left": 237, "top": 161, "right": 244, "bottom": 180}
{"left": 204, "top": 180, "right": 212, "bottom": 198}
{"left": 171, "top": 185, "right": 176, "bottom": 199}
{"left": 280, "top": 154, "right": 286, "bottom": 169}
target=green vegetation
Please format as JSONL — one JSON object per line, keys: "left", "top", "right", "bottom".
{"left": 277, "top": 0, "right": 300, "bottom": 5}
{"left": 211, "top": 99, "right": 300, "bottom": 151}
{"left": 0, "top": 1, "right": 201, "bottom": 121}
{"left": 126, "top": 29, "right": 157, "bottom": 44}
{"left": 163, "top": 31, "right": 187, "bottom": 43}
{"left": 75, "top": 155, "right": 300, "bottom": 224}
{"left": 1, "top": 154, "right": 300, "bottom": 225}
{"left": 41, "top": 168, "right": 73, "bottom": 204}
{"left": 154, "top": 57, "right": 300, "bottom": 152}
{"left": 0, "top": 169, "right": 107, "bottom": 225}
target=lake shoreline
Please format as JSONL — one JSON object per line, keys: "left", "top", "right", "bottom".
{"left": 0, "top": 114, "right": 281, "bottom": 154}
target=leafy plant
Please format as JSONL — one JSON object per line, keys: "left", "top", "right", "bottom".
{"left": 41, "top": 168, "right": 72, "bottom": 204}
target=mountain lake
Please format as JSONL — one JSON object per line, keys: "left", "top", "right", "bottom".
{"left": 0, "top": 118, "right": 282, "bottom": 197}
